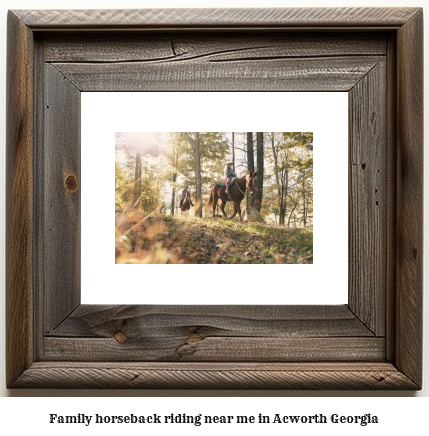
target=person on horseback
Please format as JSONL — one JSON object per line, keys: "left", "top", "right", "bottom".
{"left": 179, "top": 185, "right": 194, "bottom": 208}
{"left": 225, "top": 162, "right": 236, "bottom": 194}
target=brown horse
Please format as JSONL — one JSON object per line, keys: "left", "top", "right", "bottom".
{"left": 205, "top": 171, "right": 257, "bottom": 221}
{"left": 180, "top": 190, "right": 191, "bottom": 215}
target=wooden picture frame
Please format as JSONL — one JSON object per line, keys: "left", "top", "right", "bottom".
{"left": 6, "top": 7, "right": 423, "bottom": 389}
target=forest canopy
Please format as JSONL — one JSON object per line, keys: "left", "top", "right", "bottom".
{"left": 115, "top": 132, "right": 313, "bottom": 227}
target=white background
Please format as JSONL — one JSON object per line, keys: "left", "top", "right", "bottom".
{"left": 81, "top": 92, "right": 348, "bottom": 305}
{"left": 0, "top": 0, "right": 428, "bottom": 429}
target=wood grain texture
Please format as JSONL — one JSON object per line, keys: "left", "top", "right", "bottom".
{"left": 52, "top": 56, "right": 383, "bottom": 92}
{"left": 6, "top": 11, "right": 35, "bottom": 388}
{"left": 6, "top": 7, "right": 423, "bottom": 390}
{"left": 11, "top": 362, "right": 419, "bottom": 390}
{"left": 44, "top": 337, "right": 385, "bottom": 362}
{"left": 44, "top": 305, "right": 380, "bottom": 362}
{"left": 33, "top": 38, "right": 46, "bottom": 361}
{"left": 395, "top": 10, "right": 423, "bottom": 387}
{"left": 47, "top": 305, "right": 375, "bottom": 338}
{"left": 348, "top": 61, "right": 386, "bottom": 336}
{"left": 14, "top": 8, "right": 420, "bottom": 29}
{"left": 385, "top": 34, "right": 398, "bottom": 363}
{"left": 43, "top": 64, "right": 81, "bottom": 333}
{"left": 42, "top": 33, "right": 387, "bottom": 63}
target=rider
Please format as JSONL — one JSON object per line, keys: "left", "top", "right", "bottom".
{"left": 225, "top": 162, "right": 236, "bottom": 194}
{"left": 179, "top": 185, "right": 194, "bottom": 208}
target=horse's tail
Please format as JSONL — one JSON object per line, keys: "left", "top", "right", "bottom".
{"left": 205, "top": 186, "right": 214, "bottom": 211}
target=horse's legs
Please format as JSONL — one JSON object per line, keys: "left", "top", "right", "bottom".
{"left": 212, "top": 190, "right": 218, "bottom": 218}
{"left": 229, "top": 202, "right": 238, "bottom": 220}
{"left": 236, "top": 202, "right": 243, "bottom": 222}
{"left": 220, "top": 200, "right": 228, "bottom": 218}
{"left": 229, "top": 201, "right": 243, "bottom": 221}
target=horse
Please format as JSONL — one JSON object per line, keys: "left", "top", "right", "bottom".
{"left": 180, "top": 190, "right": 191, "bottom": 215}
{"left": 205, "top": 171, "right": 257, "bottom": 221}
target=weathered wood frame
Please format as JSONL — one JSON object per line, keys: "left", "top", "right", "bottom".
{"left": 6, "top": 8, "right": 423, "bottom": 389}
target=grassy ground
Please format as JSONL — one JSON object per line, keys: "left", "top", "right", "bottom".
{"left": 115, "top": 212, "right": 313, "bottom": 264}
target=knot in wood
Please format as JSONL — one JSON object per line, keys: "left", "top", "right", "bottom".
{"left": 65, "top": 174, "right": 78, "bottom": 193}
{"left": 114, "top": 331, "right": 128, "bottom": 343}
{"left": 186, "top": 333, "right": 203, "bottom": 344}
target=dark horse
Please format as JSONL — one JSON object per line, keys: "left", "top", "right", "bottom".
{"left": 205, "top": 171, "right": 257, "bottom": 221}
{"left": 180, "top": 190, "right": 191, "bottom": 215}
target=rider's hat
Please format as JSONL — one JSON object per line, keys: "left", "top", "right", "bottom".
{"left": 185, "top": 185, "right": 188, "bottom": 188}
{"left": 227, "top": 162, "right": 233, "bottom": 165}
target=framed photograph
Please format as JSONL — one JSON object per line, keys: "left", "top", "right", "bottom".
{"left": 6, "top": 7, "right": 423, "bottom": 389}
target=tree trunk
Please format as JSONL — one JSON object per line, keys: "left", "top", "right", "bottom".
{"left": 279, "top": 165, "right": 288, "bottom": 225}
{"left": 232, "top": 132, "right": 235, "bottom": 170}
{"left": 302, "top": 186, "right": 307, "bottom": 227}
{"left": 194, "top": 133, "right": 202, "bottom": 217}
{"left": 184, "top": 132, "right": 202, "bottom": 217}
{"left": 270, "top": 133, "right": 283, "bottom": 226}
{"left": 133, "top": 152, "right": 141, "bottom": 208}
{"left": 284, "top": 169, "right": 289, "bottom": 225}
{"left": 246, "top": 132, "right": 254, "bottom": 208}
{"left": 171, "top": 172, "right": 177, "bottom": 215}
{"left": 279, "top": 179, "right": 285, "bottom": 225}
{"left": 271, "top": 133, "right": 281, "bottom": 204}
{"left": 287, "top": 196, "right": 298, "bottom": 227}
{"left": 170, "top": 147, "right": 178, "bottom": 215}
{"left": 255, "top": 132, "right": 264, "bottom": 212}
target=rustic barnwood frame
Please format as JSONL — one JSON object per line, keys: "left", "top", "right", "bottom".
{"left": 6, "top": 8, "right": 423, "bottom": 389}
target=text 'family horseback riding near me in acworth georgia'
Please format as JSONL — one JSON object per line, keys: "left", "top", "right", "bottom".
{"left": 115, "top": 132, "right": 313, "bottom": 265}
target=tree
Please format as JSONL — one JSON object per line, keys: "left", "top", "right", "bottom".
{"left": 294, "top": 150, "right": 313, "bottom": 227}
{"left": 167, "top": 132, "right": 228, "bottom": 216}
{"left": 164, "top": 135, "right": 180, "bottom": 215}
{"left": 279, "top": 151, "right": 290, "bottom": 225}
{"left": 115, "top": 161, "right": 131, "bottom": 210}
{"left": 269, "top": 132, "right": 281, "bottom": 206}
{"left": 232, "top": 132, "right": 235, "bottom": 169}
{"left": 170, "top": 150, "right": 178, "bottom": 214}
{"left": 266, "top": 132, "right": 313, "bottom": 226}
{"left": 114, "top": 131, "right": 312, "bottom": 226}
{"left": 133, "top": 152, "right": 142, "bottom": 208}
{"left": 246, "top": 132, "right": 255, "bottom": 208}
{"left": 267, "top": 132, "right": 288, "bottom": 225}
{"left": 184, "top": 132, "right": 202, "bottom": 217}
{"left": 115, "top": 132, "right": 165, "bottom": 213}
{"left": 255, "top": 132, "right": 264, "bottom": 212}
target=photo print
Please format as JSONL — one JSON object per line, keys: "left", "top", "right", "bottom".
{"left": 114, "top": 132, "right": 313, "bottom": 265}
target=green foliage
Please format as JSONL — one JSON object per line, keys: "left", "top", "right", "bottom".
{"left": 115, "top": 132, "right": 313, "bottom": 227}
{"left": 264, "top": 132, "right": 313, "bottom": 226}
{"left": 168, "top": 132, "right": 230, "bottom": 196}
{"left": 283, "top": 132, "right": 314, "bottom": 150}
